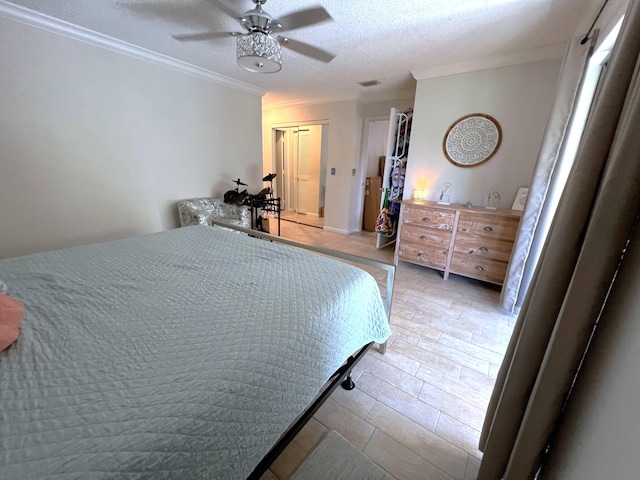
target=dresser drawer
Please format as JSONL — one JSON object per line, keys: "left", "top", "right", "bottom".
{"left": 400, "top": 223, "right": 452, "bottom": 247}
{"left": 452, "top": 234, "right": 515, "bottom": 263}
{"left": 449, "top": 252, "right": 509, "bottom": 285}
{"left": 397, "top": 241, "right": 448, "bottom": 271}
{"left": 402, "top": 205, "right": 455, "bottom": 231}
{"left": 457, "top": 212, "right": 519, "bottom": 241}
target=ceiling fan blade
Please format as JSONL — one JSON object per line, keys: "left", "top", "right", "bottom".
{"left": 273, "top": 6, "right": 333, "bottom": 32}
{"left": 278, "top": 36, "right": 335, "bottom": 63}
{"left": 172, "top": 31, "right": 238, "bottom": 42}
{"left": 205, "top": 0, "right": 243, "bottom": 20}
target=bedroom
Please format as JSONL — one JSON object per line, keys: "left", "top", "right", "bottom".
{"left": 1, "top": 0, "right": 639, "bottom": 479}
{"left": 0, "top": 0, "right": 619, "bottom": 255}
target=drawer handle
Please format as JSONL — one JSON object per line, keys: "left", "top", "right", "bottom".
{"left": 420, "top": 235, "right": 428, "bottom": 240}
{"left": 483, "top": 226, "right": 493, "bottom": 231}
{"left": 475, "top": 266, "right": 485, "bottom": 271}
{"left": 417, "top": 252, "right": 425, "bottom": 258}
{"left": 479, "top": 247, "right": 488, "bottom": 252}
{"left": 422, "top": 217, "right": 431, "bottom": 223}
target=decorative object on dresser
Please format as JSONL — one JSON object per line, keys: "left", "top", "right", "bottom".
{"left": 511, "top": 186, "right": 529, "bottom": 211}
{"left": 394, "top": 201, "right": 521, "bottom": 286}
{"left": 437, "top": 182, "right": 452, "bottom": 204}
{"left": 443, "top": 113, "right": 502, "bottom": 167}
{"left": 485, "top": 185, "right": 502, "bottom": 209}
{"left": 412, "top": 185, "right": 426, "bottom": 201}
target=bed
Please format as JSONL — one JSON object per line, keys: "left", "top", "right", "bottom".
{"left": 0, "top": 224, "right": 392, "bottom": 479}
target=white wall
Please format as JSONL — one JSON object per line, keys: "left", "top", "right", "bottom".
{"left": 0, "top": 16, "right": 263, "bottom": 258}
{"left": 365, "top": 120, "right": 389, "bottom": 178}
{"left": 405, "top": 59, "right": 562, "bottom": 208}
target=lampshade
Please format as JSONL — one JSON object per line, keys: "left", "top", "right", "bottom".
{"left": 236, "top": 33, "right": 282, "bottom": 73}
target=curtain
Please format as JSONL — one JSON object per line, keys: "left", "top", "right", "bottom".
{"left": 478, "top": 0, "right": 640, "bottom": 478}
{"left": 500, "top": 36, "right": 595, "bottom": 313}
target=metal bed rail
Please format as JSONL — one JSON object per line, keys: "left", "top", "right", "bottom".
{"left": 246, "top": 342, "right": 373, "bottom": 480}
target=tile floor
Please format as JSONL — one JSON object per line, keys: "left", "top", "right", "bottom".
{"left": 279, "top": 211, "right": 325, "bottom": 229}
{"left": 262, "top": 221, "right": 517, "bottom": 480}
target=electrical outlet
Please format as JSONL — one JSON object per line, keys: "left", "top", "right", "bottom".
{"left": 352, "top": 168, "right": 356, "bottom": 176}
{"left": 330, "top": 168, "right": 336, "bottom": 175}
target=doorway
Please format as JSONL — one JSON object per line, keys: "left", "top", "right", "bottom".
{"left": 274, "top": 125, "right": 328, "bottom": 228}
{"left": 358, "top": 116, "right": 390, "bottom": 245}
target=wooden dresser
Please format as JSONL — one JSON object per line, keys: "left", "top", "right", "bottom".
{"left": 394, "top": 201, "right": 521, "bottom": 285}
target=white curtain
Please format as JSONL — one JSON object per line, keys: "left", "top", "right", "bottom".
{"left": 500, "top": 35, "right": 596, "bottom": 313}
{"left": 478, "top": 0, "right": 640, "bottom": 477}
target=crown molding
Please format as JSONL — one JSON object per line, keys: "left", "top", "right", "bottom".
{"left": 263, "top": 92, "right": 358, "bottom": 111}
{"left": 263, "top": 85, "right": 417, "bottom": 110}
{"left": 411, "top": 43, "right": 568, "bottom": 80}
{"left": 0, "top": 1, "right": 266, "bottom": 97}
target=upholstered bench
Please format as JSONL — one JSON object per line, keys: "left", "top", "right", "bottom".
{"left": 177, "top": 198, "right": 251, "bottom": 229}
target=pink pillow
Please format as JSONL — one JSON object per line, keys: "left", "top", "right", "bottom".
{"left": 0, "top": 293, "right": 24, "bottom": 351}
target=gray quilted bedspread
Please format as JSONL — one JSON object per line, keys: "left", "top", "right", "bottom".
{"left": 0, "top": 226, "right": 390, "bottom": 479}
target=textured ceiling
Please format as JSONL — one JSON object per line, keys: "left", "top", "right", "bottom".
{"left": 2, "top": 0, "right": 612, "bottom": 106}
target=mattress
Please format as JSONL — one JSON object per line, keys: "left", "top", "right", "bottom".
{"left": 0, "top": 225, "right": 390, "bottom": 479}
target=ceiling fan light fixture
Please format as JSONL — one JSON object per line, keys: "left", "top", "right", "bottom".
{"left": 236, "top": 32, "right": 282, "bottom": 73}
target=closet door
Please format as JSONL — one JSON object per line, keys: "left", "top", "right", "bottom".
{"left": 296, "top": 126, "right": 323, "bottom": 216}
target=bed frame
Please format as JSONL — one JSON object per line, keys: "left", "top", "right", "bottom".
{"left": 210, "top": 220, "right": 395, "bottom": 478}
{"left": 247, "top": 342, "right": 372, "bottom": 479}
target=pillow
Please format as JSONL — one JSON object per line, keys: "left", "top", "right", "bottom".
{"left": 0, "top": 293, "right": 24, "bottom": 351}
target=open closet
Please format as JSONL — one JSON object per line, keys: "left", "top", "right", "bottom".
{"left": 376, "top": 107, "right": 413, "bottom": 248}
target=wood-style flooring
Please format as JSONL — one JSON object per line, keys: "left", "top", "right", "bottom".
{"left": 261, "top": 222, "right": 516, "bottom": 480}
{"left": 279, "top": 211, "right": 325, "bottom": 229}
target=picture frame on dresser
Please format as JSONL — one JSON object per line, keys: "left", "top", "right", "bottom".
{"left": 512, "top": 187, "right": 529, "bottom": 211}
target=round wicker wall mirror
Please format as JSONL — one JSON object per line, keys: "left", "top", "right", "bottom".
{"left": 443, "top": 113, "right": 502, "bottom": 167}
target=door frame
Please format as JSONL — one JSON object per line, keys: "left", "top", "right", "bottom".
{"left": 270, "top": 120, "right": 329, "bottom": 223}
{"left": 274, "top": 126, "right": 301, "bottom": 214}
{"left": 356, "top": 115, "right": 390, "bottom": 232}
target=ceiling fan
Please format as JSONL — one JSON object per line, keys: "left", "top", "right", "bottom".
{"left": 172, "top": 0, "right": 336, "bottom": 73}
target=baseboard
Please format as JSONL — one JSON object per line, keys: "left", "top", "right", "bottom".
{"left": 322, "top": 226, "right": 350, "bottom": 235}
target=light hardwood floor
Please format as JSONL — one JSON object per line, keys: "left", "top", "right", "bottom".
{"left": 263, "top": 221, "right": 516, "bottom": 480}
